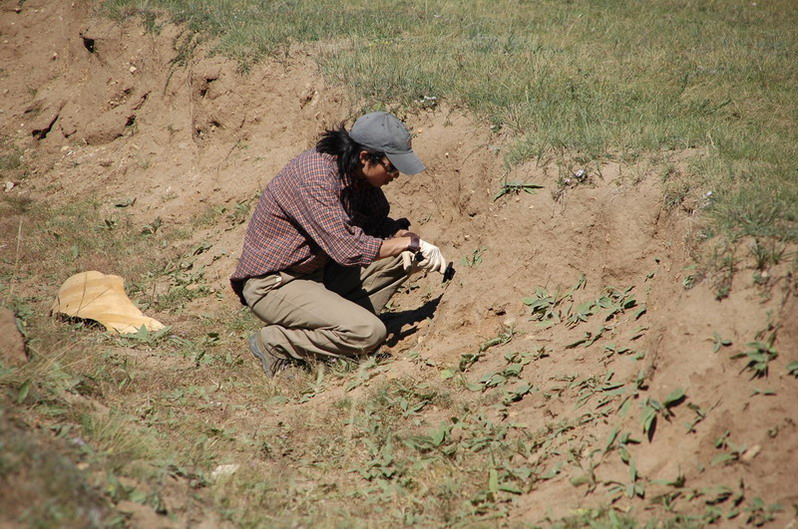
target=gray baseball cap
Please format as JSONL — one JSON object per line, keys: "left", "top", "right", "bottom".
{"left": 349, "top": 112, "right": 426, "bottom": 175}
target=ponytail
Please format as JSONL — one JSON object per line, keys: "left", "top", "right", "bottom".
{"left": 316, "top": 123, "right": 383, "bottom": 177}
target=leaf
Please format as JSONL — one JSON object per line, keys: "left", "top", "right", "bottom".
{"left": 650, "top": 475, "right": 686, "bottom": 488}
{"left": 499, "top": 483, "right": 523, "bottom": 494}
{"left": 565, "top": 333, "right": 590, "bottom": 349}
{"left": 629, "top": 458, "right": 638, "bottom": 481}
{"left": 712, "top": 332, "right": 732, "bottom": 353}
{"left": 344, "top": 379, "right": 361, "bottom": 392}
{"left": 523, "top": 297, "right": 552, "bottom": 310}
{"left": 633, "top": 305, "right": 647, "bottom": 320}
{"left": 503, "top": 363, "right": 523, "bottom": 377}
{"left": 570, "top": 474, "right": 591, "bottom": 487}
{"left": 479, "top": 371, "right": 496, "bottom": 384}
{"left": 489, "top": 468, "right": 499, "bottom": 494}
{"left": 596, "top": 296, "right": 614, "bottom": 309}
{"left": 440, "top": 367, "right": 456, "bottom": 380}
{"left": 711, "top": 453, "right": 736, "bottom": 466}
{"left": 663, "top": 388, "right": 686, "bottom": 407}
{"left": 626, "top": 482, "right": 635, "bottom": 498}
{"left": 128, "top": 489, "right": 148, "bottom": 504}
{"left": 620, "top": 295, "right": 637, "bottom": 310}
{"left": 431, "top": 423, "right": 447, "bottom": 447}
{"left": 459, "top": 352, "right": 480, "bottom": 372}
{"left": 584, "top": 326, "right": 607, "bottom": 346}
{"left": 642, "top": 407, "right": 657, "bottom": 440}
{"left": 603, "top": 426, "right": 620, "bottom": 453}
{"left": 503, "top": 381, "right": 533, "bottom": 405}
{"left": 751, "top": 388, "right": 777, "bottom": 396}
{"left": 618, "top": 397, "right": 632, "bottom": 417}
{"left": 17, "top": 379, "right": 31, "bottom": 404}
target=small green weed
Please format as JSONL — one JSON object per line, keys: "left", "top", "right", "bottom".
{"left": 522, "top": 274, "right": 586, "bottom": 328}
{"left": 711, "top": 431, "right": 746, "bottom": 467}
{"left": 456, "top": 323, "right": 516, "bottom": 373}
{"left": 493, "top": 182, "right": 543, "bottom": 201}
{"left": 711, "top": 332, "right": 732, "bottom": 353}
{"left": 731, "top": 332, "right": 778, "bottom": 379}
{"left": 141, "top": 216, "right": 162, "bottom": 235}
{"left": 749, "top": 238, "right": 787, "bottom": 270}
{"left": 460, "top": 247, "right": 487, "bottom": 267}
{"left": 640, "top": 388, "right": 686, "bottom": 442}
{"left": 684, "top": 400, "right": 719, "bottom": 434}
{"left": 744, "top": 497, "right": 783, "bottom": 527}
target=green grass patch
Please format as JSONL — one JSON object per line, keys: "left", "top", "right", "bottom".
{"left": 102, "top": 0, "right": 798, "bottom": 243}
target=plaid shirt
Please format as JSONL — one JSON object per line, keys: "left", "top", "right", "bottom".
{"left": 230, "top": 149, "right": 400, "bottom": 303}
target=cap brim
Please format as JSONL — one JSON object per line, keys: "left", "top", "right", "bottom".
{"left": 386, "top": 151, "right": 425, "bottom": 175}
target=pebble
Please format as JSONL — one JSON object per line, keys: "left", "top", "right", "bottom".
{"left": 741, "top": 444, "right": 761, "bottom": 462}
{"left": 211, "top": 464, "right": 240, "bottom": 478}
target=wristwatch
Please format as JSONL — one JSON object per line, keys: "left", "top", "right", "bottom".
{"left": 407, "top": 233, "right": 421, "bottom": 254}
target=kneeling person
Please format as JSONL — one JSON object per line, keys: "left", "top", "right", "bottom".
{"left": 230, "top": 112, "right": 447, "bottom": 375}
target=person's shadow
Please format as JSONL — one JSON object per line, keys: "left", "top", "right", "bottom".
{"left": 380, "top": 294, "right": 443, "bottom": 346}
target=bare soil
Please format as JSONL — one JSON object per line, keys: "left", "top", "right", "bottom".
{"left": 1, "top": 1, "right": 797, "bottom": 527}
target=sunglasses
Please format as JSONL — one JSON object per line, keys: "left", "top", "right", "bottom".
{"left": 378, "top": 158, "right": 399, "bottom": 175}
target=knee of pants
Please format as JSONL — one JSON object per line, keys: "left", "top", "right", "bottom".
{"left": 345, "top": 317, "right": 387, "bottom": 353}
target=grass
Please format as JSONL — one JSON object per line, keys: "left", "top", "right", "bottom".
{"left": 2, "top": 2, "right": 797, "bottom": 528}
{"left": 100, "top": 0, "right": 798, "bottom": 246}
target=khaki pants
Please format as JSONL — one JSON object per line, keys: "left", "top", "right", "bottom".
{"left": 241, "top": 256, "right": 408, "bottom": 361}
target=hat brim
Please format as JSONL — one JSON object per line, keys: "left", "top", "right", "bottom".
{"left": 386, "top": 151, "right": 426, "bottom": 175}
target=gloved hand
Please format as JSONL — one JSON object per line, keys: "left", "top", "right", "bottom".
{"left": 417, "top": 239, "right": 447, "bottom": 274}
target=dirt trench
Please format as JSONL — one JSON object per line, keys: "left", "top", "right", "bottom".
{"left": 2, "top": 1, "right": 797, "bottom": 527}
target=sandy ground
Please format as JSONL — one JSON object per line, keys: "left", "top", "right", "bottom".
{"left": 1, "top": 1, "right": 797, "bottom": 527}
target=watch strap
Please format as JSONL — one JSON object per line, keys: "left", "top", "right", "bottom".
{"left": 407, "top": 234, "right": 421, "bottom": 254}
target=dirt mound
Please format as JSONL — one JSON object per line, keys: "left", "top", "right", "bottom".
{"left": 2, "top": 1, "right": 796, "bottom": 527}
{"left": 0, "top": 307, "right": 27, "bottom": 365}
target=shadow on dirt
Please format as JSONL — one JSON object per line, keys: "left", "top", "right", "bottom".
{"left": 382, "top": 294, "right": 443, "bottom": 346}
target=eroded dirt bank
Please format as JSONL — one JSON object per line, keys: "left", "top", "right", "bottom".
{"left": 1, "top": 1, "right": 797, "bottom": 527}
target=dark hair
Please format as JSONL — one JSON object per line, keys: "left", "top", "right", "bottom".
{"left": 316, "top": 123, "right": 384, "bottom": 177}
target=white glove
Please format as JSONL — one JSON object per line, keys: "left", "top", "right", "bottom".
{"left": 417, "top": 239, "right": 447, "bottom": 274}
